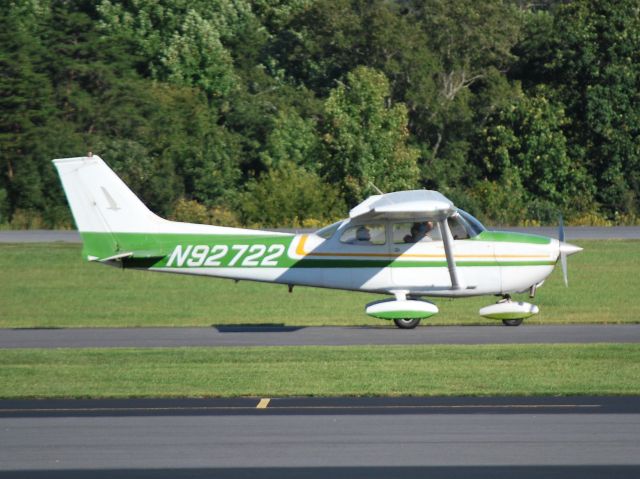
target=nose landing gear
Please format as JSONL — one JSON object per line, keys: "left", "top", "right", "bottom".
{"left": 501, "top": 318, "right": 524, "bottom": 327}
{"left": 479, "top": 294, "right": 539, "bottom": 326}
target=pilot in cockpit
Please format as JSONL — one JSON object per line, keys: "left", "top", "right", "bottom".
{"left": 354, "top": 225, "right": 371, "bottom": 244}
{"left": 404, "top": 221, "right": 433, "bottom": 243}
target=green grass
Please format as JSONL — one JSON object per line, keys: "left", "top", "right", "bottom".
{"left": 1, "top": 240, "right": 638, "bottom": 327}
{"left": 1, "top": 344, "right": 638, "bottom": 398}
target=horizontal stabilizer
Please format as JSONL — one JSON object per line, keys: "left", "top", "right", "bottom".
{"left": 90, "top": 252, "right": 133, "bottom": 262}
{"left": 89, "top": 249, "right": 165, "bottom": 263}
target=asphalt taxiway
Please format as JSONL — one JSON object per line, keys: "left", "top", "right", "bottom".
{"left": 1, "top": 324, "right": 639, "bottom": 349}
{"left": 1, "top": 396, "right": 639, "bottom": 478}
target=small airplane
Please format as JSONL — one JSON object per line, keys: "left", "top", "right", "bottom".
{"left": 54, "top": 155, "right": 582, "bottom": 329}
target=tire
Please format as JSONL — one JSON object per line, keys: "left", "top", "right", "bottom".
{"left": 502, "top": 318, "right": 523, "bottom": 327}
{"left": 393, "top": 318, "right": 421, "bottom": 329}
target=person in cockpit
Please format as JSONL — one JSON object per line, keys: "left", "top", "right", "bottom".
{"left": 404, "top": 221, "right": 433, "bottom": 243}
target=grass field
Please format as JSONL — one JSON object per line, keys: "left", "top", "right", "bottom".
{"left": 1, "top": 240, "right": 638, "bottom": 328}
{"left": 1, "top": 344, "right": 638, "bottom": 399}
{"left": 1, "top": 241, "right": 638, "bottom": 399}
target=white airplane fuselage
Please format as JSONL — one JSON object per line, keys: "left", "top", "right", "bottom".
{"left": 53, "top": 155, "right": 582, "bottom": 326}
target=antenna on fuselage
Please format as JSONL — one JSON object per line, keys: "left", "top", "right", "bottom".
{"left": 368, "top": 182, "right": 385, "bottom": 196}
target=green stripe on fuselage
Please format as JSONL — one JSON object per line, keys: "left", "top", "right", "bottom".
{"left": 80, "top": 231, "right": 295, "bottom": 266}
{"left": 293, "top": 259, "right": 554, "bottom": 268}
{"left": 473, "top": 231, "right": 551, "bottom": 244}
{"left": 80, "top": 232, "right": 554, "bottom": 270}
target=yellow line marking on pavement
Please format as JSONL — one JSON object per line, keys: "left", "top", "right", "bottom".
{"left": 256, "top": 398, "right": 271, "bottom": 409}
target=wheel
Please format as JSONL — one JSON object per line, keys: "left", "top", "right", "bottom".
{"left": 502, "top": 318, "right": 523, "bottom": 327}
{"left": 393, "top": 318, "right": 421, "bottom": 329}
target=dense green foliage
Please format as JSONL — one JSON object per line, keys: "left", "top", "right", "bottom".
{"left": 1, "top": 0, "right": 639, "bottom": 227}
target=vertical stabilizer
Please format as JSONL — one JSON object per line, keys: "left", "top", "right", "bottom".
{"left": 53, "top": 155, "right": 165, "bottom": 260}
{"left": 53, "top": 154, "right": 283, "bottom": 261}
{"left": 53, "top": 155, "right": 162, "bottom": 234}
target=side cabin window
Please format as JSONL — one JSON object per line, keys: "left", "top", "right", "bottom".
{"left": 340, "top": 224, "right": 386, "bottom": 246}
{"left": 393, "top": 221, "right": 439, "bottom": 244}
{"left": 392, "top": 214, "right": 478, "bottom": 243}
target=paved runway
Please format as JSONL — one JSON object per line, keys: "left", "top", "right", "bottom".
{"left": 1, "top": 226, "right": 640, "bottom": 243}
{"left": 1, "top": 324, "right": 639, "bottom": 349}
{"left": 1, "top": 396, "right": 638, "bottom": 478}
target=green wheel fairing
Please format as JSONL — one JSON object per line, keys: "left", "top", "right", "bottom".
{"left": 482, "top": 311, "right": 537, "bottom": 320}
{"left": 367, "top": 310, "right": 438, "bottom": 320}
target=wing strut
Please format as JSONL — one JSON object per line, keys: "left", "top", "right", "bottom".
{"left": 438, "top": 218, "right": 463, "bottom": 290}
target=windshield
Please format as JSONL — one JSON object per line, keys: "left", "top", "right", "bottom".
{"left": 315, "top": 220, "right": 344, "bottom": 239}
{"left": 456, "top": 209, "right": 486, "bottom": 237}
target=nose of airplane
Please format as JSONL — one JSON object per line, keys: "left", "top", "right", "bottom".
{"left": 559, "top": 242, "right": 583, "bottom": 256}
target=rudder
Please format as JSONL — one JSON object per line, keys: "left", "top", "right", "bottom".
{"left": 53, "top": 155, "right": 163, "bottom": 260}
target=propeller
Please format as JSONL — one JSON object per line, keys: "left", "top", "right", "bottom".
{"left": 559, "top": 215, "right": 568, "bottom": 286}
{"left": 558, "top": 214, "right": 583, "bottom": 286}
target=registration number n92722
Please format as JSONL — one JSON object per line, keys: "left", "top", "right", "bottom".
{"left": 166, "top": 244, "right": 286, "bottom": 268}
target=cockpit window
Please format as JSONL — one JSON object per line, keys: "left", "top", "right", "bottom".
{"left": 315, "top": 220, "right": 343, "bottom": 239}
{"left": 454, "top": 210, "right": 486, "bottom": 238}
{"left": 340, "top": 224, "right": 386, "bottom": 245}
{"left": 447, "top": 215, "right": 469, "bottom": 239}
{"left": 393, "top": 221, "right": 437, "bottom": 244}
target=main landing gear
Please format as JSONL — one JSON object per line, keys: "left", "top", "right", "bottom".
{"left": 365, "top": 297, "right": 437, "bottom": 329}
{"left": 393, "top": 318, "right": 421, "bottom": 329}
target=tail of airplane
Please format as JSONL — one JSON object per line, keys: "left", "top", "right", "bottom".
{"left": 53, "top": 155, "right": 163, "bottom": 235}
{"left": 53, "top": 155, "right": 169, "bottom": 261}
{"left": 53, "top": 155, "right": 260, "bottom": 262}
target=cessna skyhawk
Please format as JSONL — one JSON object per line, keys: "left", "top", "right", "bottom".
{"left": 54, "top": 155, "right": 582, "bottom": 328}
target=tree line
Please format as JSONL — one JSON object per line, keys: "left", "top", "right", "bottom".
{"left": 1, "top": 0, "right": 638, "bottom": 228}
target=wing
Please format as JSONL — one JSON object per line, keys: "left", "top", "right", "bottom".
{"left": 349, "top": 190, "right": 456, "bottom": 221}
{"left": 350, "top": 190, "right": 463, "bottom": 290}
